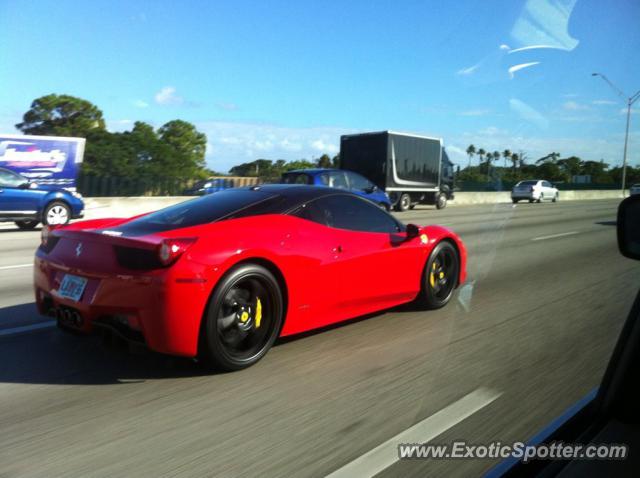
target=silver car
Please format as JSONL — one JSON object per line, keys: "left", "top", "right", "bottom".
{"left": 630, "top": 184, "right": 640, "bottom": 196}
{"left": 511, "top": 179, "right": 559, "bottom": 203}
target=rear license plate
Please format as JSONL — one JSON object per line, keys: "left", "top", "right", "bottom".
{"left": 58, "top": 274, "right": 88, "bottom": 302}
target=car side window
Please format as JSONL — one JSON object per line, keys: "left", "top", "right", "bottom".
{"left": 293, "top": 195, "right": 399, "bottom": 233}
{"left": 290, "top": 200, "right": 332, "bottom": 226}
{"left": 345, "top": 171, "right": 372, "bottom": 191}
{"left": 543, "top": 181, "right": 552, "bottom": 188}
{"left": 0, "top": 169, "right": 24, "bottom": 188}
{"left": 328, "top": 171, "right": 349, "bottom": 189}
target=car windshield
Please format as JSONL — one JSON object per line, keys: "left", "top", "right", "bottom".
{"left": 2, "top": 1, "right": 639, "bottom": 477}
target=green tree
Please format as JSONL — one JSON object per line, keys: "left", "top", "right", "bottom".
{"left": 510, "top": 153, "right": 519, "bottom": 174}
{"left": 16, "top": 94, "right": 105, "bottom": 136}
{"left": 317, "top": 154, "right": 332, "bottom": 168}
{"left": 466, "top": 144, "right": 476, "bottom": 168}
{"left": 83, "top": 130, "right": 137, "bottom": 176}
{"left": 557, "top": 156, "right": 582, "bottom": 178}
{"left": 502, "top": 149, "right": 512, "bottom": 168}
{"left": 147, "top": 120, "right": 208, "bottom": 179}
{"left": 331, "top": 154, "right": 340, "bottom": 168}
{"left": 477, "top": 148, "right": 486, "bottom": 166}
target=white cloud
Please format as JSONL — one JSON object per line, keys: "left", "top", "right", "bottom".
{"left": 154, "top": 86, "right": 183, "bottom": 106}
{"left": 311, "top": 139, "right": 339, "bottom": 154}
{"left": 563, "top": 101, "right": 589, "bottom": 111}
{"left": 592, "top": 99, "right": 616, "bottom": 106}
{"left": 449, "top": 128, "right": 638, "bottom": 168}
{"left": 196, "top": 121, "right": 356, "bottom": 172}
{"left": 133, "top": 99, "right": 149, "bottom": 108}
{"left": 456, "top": 64, "right": 480, "bottom": 76}
{"left": 459, "top": 109, "right": 491, "bottom": 117}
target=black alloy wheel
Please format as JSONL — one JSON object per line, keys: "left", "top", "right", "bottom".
{"left": 201, "top": 264, "right": 283, "bottom": 371}
{"left": 416, "top": 241, "right": 460, "bottom": 310}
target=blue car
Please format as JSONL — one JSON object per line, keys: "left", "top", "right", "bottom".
{"left": 183, "top": 178, "right": 233, "bottom": 196}
{"left": 280, "top": 169, "right": 392, "bottom": 210}
{"left": 0, "top": 167, "right": 84, "bottom": 229}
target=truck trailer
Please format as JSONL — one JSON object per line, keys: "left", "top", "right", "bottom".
{"left": 339, "top": 131, "right": 454, "bottom": 211}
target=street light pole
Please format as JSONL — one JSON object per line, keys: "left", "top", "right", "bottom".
{"left": 592, "top": 73, "right": 640, "bottom": 197}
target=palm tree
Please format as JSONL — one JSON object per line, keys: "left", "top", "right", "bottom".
{"left": 510, "top": 152, "right": 519, "bottom": 174}
{"left": 477, "top": 148, "right": 486, "bottom": 167}
{"left": 502, "top": 149, "right": 511, "bottom": 168}
{"left": 466, "top": 144, "right": 476, "bottom": 169}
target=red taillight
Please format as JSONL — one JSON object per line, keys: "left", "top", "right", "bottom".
{"left": 158, "top": 238, "right": 197, "bottom": 266}
{"left": 41, "top": 225, "right": 58, "bottom": 247}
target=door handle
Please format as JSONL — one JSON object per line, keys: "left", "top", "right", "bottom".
{"left": 332, "top": 245, "right": 343, "bottom": 253}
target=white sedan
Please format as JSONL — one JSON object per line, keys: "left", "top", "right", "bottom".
{"left": 511, "top": 180, "right": 559, "bottom": 203}
{"left": 630, "top": 184, "right": 640, "bottom": 196}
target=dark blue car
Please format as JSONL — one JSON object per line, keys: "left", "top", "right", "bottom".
{"left": 280, "top": 169, "right": 392, "bottom": 210}
{"left": 0, "top": 167, "right": 84, "bottom": 229}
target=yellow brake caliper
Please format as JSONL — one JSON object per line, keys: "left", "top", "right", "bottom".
{"left": 255, "top": 297, "right": 262, "bottom": 328}
{"left": 430, "top": 262, "right": 437, "bottom": 288}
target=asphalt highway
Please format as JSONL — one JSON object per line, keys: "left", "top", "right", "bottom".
{"left": 1, "top": 198, "right": 638, "bottom": 477}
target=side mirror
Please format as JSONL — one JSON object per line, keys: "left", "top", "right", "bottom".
{"left": 364, "top": 185, "right": 377, "bottom": 194}
{"left": 18, "top": 181, "right": 31, "bottom": 189}
{"left": 617, "top": 195, "right": 640, "bottom": 260}
{"left": 406, "top": 223, "right": 420, "bottom": 240}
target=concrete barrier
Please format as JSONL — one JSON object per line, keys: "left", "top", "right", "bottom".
{"left": 449, "top": 189, "right": 623, "bottom": 206}
{"left": 84, "top": 197, "right": 188, "bottom": 219}
{"left": 82, "top": 190, "right": 624, "bottom": 219}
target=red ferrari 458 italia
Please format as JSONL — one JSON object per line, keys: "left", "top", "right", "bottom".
{"left": 34, "top": 185, "right": 466, "bottom": 370}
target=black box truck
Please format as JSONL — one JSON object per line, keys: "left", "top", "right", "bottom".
{"left": 339, "top": 131, "right": 454, "bottom": 211}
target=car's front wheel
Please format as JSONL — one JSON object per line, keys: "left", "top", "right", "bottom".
{"left": 200, "top": 263, "right": 283, "bottom": 371}
{"left": 43, "top": 201, "right": 71, "bottom": 225}
{"left": 15, "top": 220, "right": 39, "bottom": 230}
{"left": 415, "top": 241, "right": 460, "bottom": 310}
{"left": 552, "top": 193, "right": 559, "bottom": 203}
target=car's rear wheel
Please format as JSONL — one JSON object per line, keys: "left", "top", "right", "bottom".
{"left": 552, "top": 193, "right": 559, "bottom": 203}
{"left": 43, "top": 201, "right": 71, "bottom": 225}
{"left": 15, "top": 220, "right": 39, "bottom": 230}
{"left": 415, "top": 241, "right": 459, "bottom": 310}
{"left": 200, "top": 264, "right": 283, "bottom": 371}
{"left": 512, "top": 199, "right": 519, "bottom": 204}
{"left": 537, "top": 194, "right": 544, "bottom": 203}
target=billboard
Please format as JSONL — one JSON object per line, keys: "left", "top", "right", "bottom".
{"left": 0, "top": 134, "right": 85, "bottom": 190}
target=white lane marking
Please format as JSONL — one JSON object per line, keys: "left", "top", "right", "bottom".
{"left": 0, "top": 263, "right": 32, "bottom": 271}
{"left": 0, "top": 321, "right": 56, "bottom": 337}
{"left": 531, "top": 231, "right": 579, "bottom": 242}
{"left": 326, "top": 387, "right": 502, "bottom": 478}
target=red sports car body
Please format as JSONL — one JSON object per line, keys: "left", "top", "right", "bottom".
{"left": 34, "top": 185, "right": 466, "bottom": 370}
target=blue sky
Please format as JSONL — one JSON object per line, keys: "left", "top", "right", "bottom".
{"left": 1, "top": 0, "right": 639, "bottom": 172}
